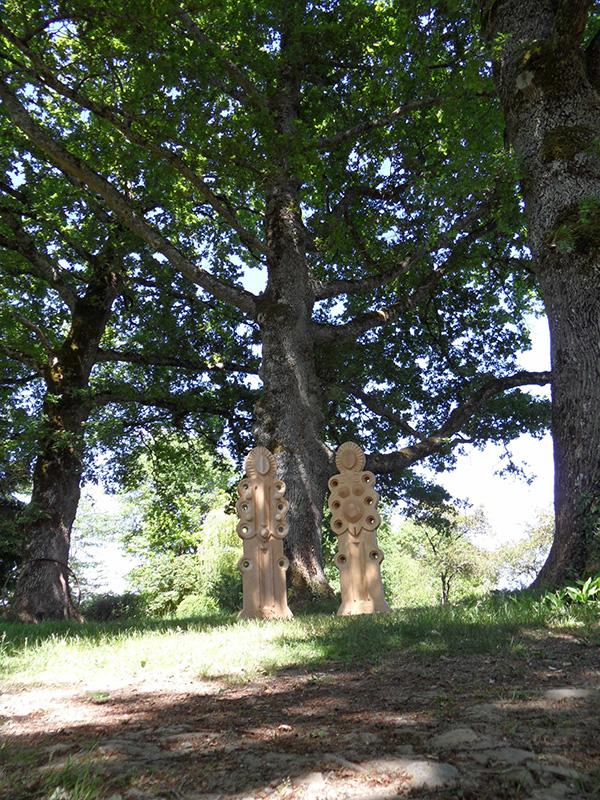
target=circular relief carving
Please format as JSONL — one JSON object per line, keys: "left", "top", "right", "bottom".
{"left": 336, "top": 441, "right": 366, "bottom": 473}
{"left": 237, "top": 521, "right": 255, "bottom": 539}
{"left": 245, "top": 446, "right": 275, "bottom": 479}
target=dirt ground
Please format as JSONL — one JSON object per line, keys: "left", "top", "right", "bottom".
{"left": 1, "top": 629, "right": 599, "bottom": 800}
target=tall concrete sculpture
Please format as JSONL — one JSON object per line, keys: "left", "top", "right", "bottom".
{"left": 329, "top": 442, "right": 390, "bottom": 616}
{"left": 236, "top": 446, "right": 293, "bottom": 619}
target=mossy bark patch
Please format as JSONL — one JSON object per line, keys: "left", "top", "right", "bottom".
{"left": 540, "top": 126, "right": 595, "bottom": 162}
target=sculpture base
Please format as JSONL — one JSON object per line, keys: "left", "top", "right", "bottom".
{"left": 238, "top": 606, "right": 293, "bottom": 620}
{"left": 337, "top": 599, "right": 390, "bottom": 616}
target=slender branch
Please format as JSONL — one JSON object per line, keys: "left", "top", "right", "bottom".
{"left": 9, "top": 310, "right": 54, "bottom": 355}
{"left": 318, "top": 96, "right": 443, "bottom": 150}
{"left": 175, "top": 12, "right": 269, "bottom": 112}
{"left": 0, "top": 371, "right": 39, "bottom": 388}
{"left": 92, "top": 383, "right": 257, "bottom": 412}
{"left": 314, "top": 216, "right": 496, "bottom": 343}
{"left": 315, "top": 190, "right": 499, "bottom": 304}
{"left": 0, "top": 205, "right": 77, "bottom": 309}
{"left": 365, "top": 370, "right": 552, "bottom": 474}
{"left": 0, "top": 26, "right": 269, "bottom": 260}
{"left": 96, "top": 348, "right": 259, "bottom": 375}
{"left": 0, "top": 77, "right": 259, "bottom": 318}
{"left": 338, "top": 382, "right": 425, "bottom": 440}
{"left": 0, "top": 343, "right": 44, "bottom": 373}
{"left": 315, "top": 251, "right": 424, "bottom": 301}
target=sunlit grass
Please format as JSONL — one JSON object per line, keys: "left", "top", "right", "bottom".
{"left": 1, "top": 596, "right": 598, "bottom": 688}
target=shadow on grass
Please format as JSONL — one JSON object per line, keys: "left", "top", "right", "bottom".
{"left": 2, "top": 621, "right": 599, "bottom": 800}
{"left": 1, "top": 595, "right": 598, "bottom": 681}
{"left": 223, "top": 602, "right": 569, "bottom": 680}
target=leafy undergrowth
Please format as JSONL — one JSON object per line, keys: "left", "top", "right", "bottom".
{"left": 1, "top": 594, "right": 598, "bottom": 688}
{"left": 0, "top": 740, "right": 104, "bottom": 800}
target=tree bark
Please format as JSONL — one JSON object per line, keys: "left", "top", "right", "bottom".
{"left": 256, "top": 191, "right": 333, "bottom": 603}
{"left": 480, "top": 1, "right": 600, "bottom": 586}
{"left": 10, "top": 264, "right": 119, "bottom": 621}
{"left": 440, "top": 573, "right": 450, "bottom": 607}
{"left": 253, "top": 7, "right": 334, "bottom": 603}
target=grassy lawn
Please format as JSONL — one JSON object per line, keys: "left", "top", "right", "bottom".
{"left": 1, "top": 595, "right": 598, "bottom": 688}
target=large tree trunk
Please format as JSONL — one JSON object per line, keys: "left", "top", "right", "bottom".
{"left": 10, "top": 266, "right": 119, "bottom": 621}
{"left": 480, "top": 1, "right": 600, "bottom": 587}
{"left": 254, "top": 13, "right": 334, "bottom": 602}
{"left": 12, "top": 396, "right": 87, "bottom": 622}
{"left": 255, "top": 176, "right": 333, "bottom": 603}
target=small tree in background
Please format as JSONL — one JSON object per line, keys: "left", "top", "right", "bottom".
{"left": 123, "top": 433, "right": 240, "bottom": 616}
{"left": 69, "top": 492, "right": 137, "bottom": 600}
{"left": 497, "top": 512, "right": 553, "bottom": 589}
{"left": 381, "top": 509, "right": 497, "bottom": 607}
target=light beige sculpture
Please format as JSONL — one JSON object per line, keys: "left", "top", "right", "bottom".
{"left": 236, "top": 446, "right": 293, "bottom": 620}
{"left": 329, "top": 442, "right": 390, "bottom": 616}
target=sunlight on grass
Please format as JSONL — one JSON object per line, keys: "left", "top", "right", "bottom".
{"left": 1, "top": 598, "right": 598, "bottom": 688}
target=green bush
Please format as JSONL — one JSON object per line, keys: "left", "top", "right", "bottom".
{"left": 175, "top": 593, "right": 220, "bottom": 617}
{"left": 128, "top": 509, "right": 242, "bottom": 615}
{"left": 81, "top": 592, "right": 146, "bottom": 621}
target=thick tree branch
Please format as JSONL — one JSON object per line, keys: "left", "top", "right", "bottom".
{"left": 586, "top": 29, "right": 600, "bottom": 92}
{"left": 0, "top": 27, "right": 269, "bottom": 262}
{"left": 0, "top": 78, "right": 259, "bottom": 318}
{"left": 555, "top": 0, "right": 593, "bottom": 42}
{"left": 365, "top": 370, "right": 551, "bottom": 474}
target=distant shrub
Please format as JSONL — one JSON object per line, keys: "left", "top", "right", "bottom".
{"left": 128, "top": 509, "right": 242, "bottom": 616}
{"left": 82, "top": 591, "right": 146, "bottom": 621}
{"left": 175, "top": 593, "right": 220, "bottom": 618}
